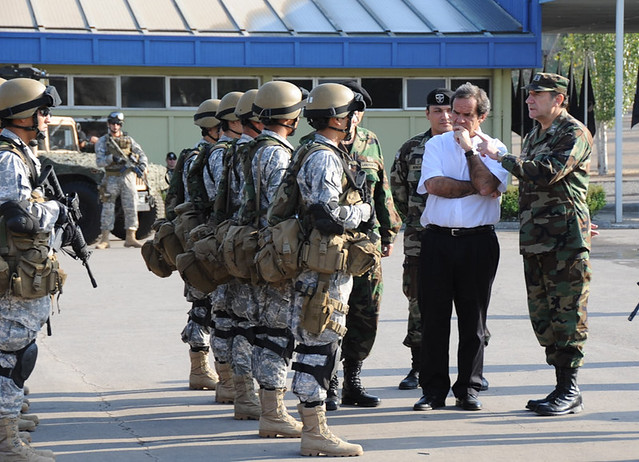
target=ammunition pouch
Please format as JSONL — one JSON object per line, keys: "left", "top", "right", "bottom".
{"left": 141, "top": 240, "right": 174, "bottom": 278}
{"left": 222, "top": 223, "right": 259, "bottom": 283}
{"left": 255, "top": 218, "right": 304, "bottom": 284}
{"left": 175, "top": 250, "right": 219, "bottom": 295}
{"left": 344, "top": 230, "right": 381, "bottom": 277}
{"left": 297, "top": 275, "right": 348, "bottom": 336}
{"left": 173, "top": 202, "right": 204, "bottom": 250}
{"left": 301, "top": 229, "right": 348, "bottom": 274}
{"left": 155, "top": 220, "right": 183, "bottom": 267}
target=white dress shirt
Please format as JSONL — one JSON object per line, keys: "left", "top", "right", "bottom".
{"left": 417, "top": 129, "right": 509, "bottom": 228}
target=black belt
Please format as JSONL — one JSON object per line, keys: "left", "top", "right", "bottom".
{"left": 426, "top": 224, "right": 494, "bottom": 237}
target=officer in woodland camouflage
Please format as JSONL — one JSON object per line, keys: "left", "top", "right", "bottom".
{"left": 325, "top": 80, "right": 401, "bottom": 411}
{"left": 290, "top": 83, "right": 372, "bottom": 457}
{"left": 245, "top": 81, "right": 307, "bottom": 438}
{"left": 390, "top": 88, "right": 453, "bottom": 390}
{"left": 95, "top": 111, "right": 148, "bottom": 249}
{"left": 0, "top": 78, "right": 64, "bottom": 461}
{"left": 483, "top": 72, "right": 593, "bottom": 416}
{"left": 168, "top": 99, "right": 222, "bottom": 392}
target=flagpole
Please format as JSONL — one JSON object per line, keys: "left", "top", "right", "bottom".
{"left": 584, "top": 54, "right": 588, "bottom": 128}
{"left": 615, "top": 0, "right": 624, "bottom": 223}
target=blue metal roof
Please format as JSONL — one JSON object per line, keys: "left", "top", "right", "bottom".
{"left": 0, "top": 0, "right": 542, "bottom": 69}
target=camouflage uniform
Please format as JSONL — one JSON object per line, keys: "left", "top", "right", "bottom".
{"left": 0, "top": 129, "right": 62, "bottom": 417}
{"left": 95, "top": 133, "right": 147, "bottom": 231}
{"left": 500, "top": 109, "right": 592, "bottom": 369}
{"left": 343, "top": 127, "right": 401, "bottom": 362}
{"left": 249, "top": 130, "right": 296, "bottom": 389}
{"left": 390, "top": 130, "right": 431, "bottom": 349}
{"left": 291, "top": 134, "right": 372, "bottom": 403}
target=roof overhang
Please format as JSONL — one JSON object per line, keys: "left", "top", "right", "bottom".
{"left": 541, "top": 0, "right": 639, "bottom": 33}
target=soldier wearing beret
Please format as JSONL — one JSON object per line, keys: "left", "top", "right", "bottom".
{"left": 483, "top": 72, "right": 594, "bottom": 416}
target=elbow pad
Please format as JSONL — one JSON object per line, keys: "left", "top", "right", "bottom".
{"left": 0, "top": 200, "right": 40, "bottom": 234}
{"left": 308, "top": 202, "right": 345, "bottom": 236}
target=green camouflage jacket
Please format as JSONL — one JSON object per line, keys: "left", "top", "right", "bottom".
{"left": 500, "top": 109, "right": 593, "bottom": 255}
{"left": 390, "top": 130, "right": 432, "bottom": 257}
{"left": 348, "top": 126, "right": 401, "bottom": 245}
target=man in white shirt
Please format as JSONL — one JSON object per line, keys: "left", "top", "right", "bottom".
{"left": 413, "top": 82, "right": 509, "bottom": 412}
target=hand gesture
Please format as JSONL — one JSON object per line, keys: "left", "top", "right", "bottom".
{"left": 453, "top": 125, "right": 472, "bottom": 152}
{"left": 475, "top": 132, "right": 499, "bottom": 159}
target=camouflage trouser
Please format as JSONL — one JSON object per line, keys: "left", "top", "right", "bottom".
{"left": 341, "top": 261, "right": 383, "bottom": 362}
{"left": 523, "top": 250, "right": 591, "bottom": 369}
{"left": 180, "top": 300, "right": 212, "bottom": 351}
{"left": 228, "top": 280, "right": 259, "bottom": 376}
{"left": 0, "top": 296, "right": 50, "bottom": 417}
{"left": 253, "top": 282, "right": 295, "bottom": 389}
{"left": 210, "top": 284, "right": 233, "bottom": 363}
{"left": 291, "top": 270, "right": 349, "bottom": 403}
{"left": 100, "top": 173, "right": 138, "bottom": 231}
{"left": 402, "top": 255, "right": 422, "bottom": 348}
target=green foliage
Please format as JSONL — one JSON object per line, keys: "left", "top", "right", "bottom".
{"left": 586, "top": 184, "right": 607, "bottom": 217}
{"left": 556, "top": 33, "right": 639, "bottom": 124}
{"left": 500, "top": 184, "right": 607, "bottom": 220}
{"left": 500, "top": 185, "right": 519, "bottom": 220}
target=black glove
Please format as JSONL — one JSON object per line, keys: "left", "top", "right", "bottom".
{"left": 0, "top": 200, "right": 40, "bottom": 234}
{"left": 112, "top": 153, "right": 125, "bottom": 165}
{"left": 308, "top": 202, "right": 345, "bottom": 236}
{"left": 55, "top": 201, "right": 69, "bottom": 226}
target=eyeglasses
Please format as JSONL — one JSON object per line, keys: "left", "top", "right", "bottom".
{"left": 38, "top": 107, "right": 51, "bottom": 117}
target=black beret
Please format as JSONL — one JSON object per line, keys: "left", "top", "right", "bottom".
{"left": 341, "top": 80, "right": 373, "bottom": 108}
{"left": 427, "top": 88, "right": 453, "bottom": 107}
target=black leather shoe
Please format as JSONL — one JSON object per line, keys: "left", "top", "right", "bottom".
{"left": 480, "top": 376, "right": 489, "bottom": 391}
{"left": 455, "top": 395, "right": 482, "bottom": 411}
{"left": 413, "top": 395, "right": 446, "bottom": 411}
{"left": 399, "top": 369, "right": 419, "bottom": 390}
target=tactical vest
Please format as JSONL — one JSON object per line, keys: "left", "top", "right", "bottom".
{"left": 104, "top": 135, "right": 134, "bottom": 173}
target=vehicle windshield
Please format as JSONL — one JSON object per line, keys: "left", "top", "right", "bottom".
{"left": 44, "top": 120, "right": 79, "bottom": 151}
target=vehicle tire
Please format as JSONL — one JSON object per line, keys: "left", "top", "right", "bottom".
{"left": 112, "top": 190, "right": 165, "bottom": 240}
{"left": 60, "top": 180, "right": 102, "bottom": 244}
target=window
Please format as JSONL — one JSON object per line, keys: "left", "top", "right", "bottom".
{"left": 274, "top": 78, "right": 313, "bottom": 93}
{"left": 170, "top": 78, "right": 211, "bottom": 107}
{"left": 74, "top": 77, "right": 117, "bottom": 106}
{"left": 361, "top": 78, "right": 402, "bottom": 109}
{"left": 450, "top": 78, "right": 491, "bottom": 98}
{"left": 406, "top": 78, "right": 446, "bottom": 108}
{"left": 49, "top": 77, "right": 68, "bottom": 106}
{"left": 217, "top": 78, "right": 260, "bottom": 97}
{"left": 122, "top": 76, "right": 165, "bottom": 108}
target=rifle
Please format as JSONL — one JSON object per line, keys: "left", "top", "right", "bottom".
{"left": 39, "top": 164, "right": 98, "bottom": 288}
{"left": 106, "top": 135, "right": 146, "bottom": 179}
{"left": 629, "top": 282, "right": 639, "bottom": 321}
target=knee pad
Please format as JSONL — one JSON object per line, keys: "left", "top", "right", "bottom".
{"left": 188, "top": 299, "right": 213, "bottom": 327}
{"left": 292, "top": 342, "right": 339, "bottom": 390}
{"left": 0, "top": 340, "right": 38, "bottom": 388}
{"left": 255, "top": 327, "right": 295, "bottom": 364}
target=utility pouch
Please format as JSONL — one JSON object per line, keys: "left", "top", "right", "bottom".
{"left": 255, "top": 218, "right": 303, "bottom": 283}
{"left": 0, "top": 255, "right": 11, "bottom": 294}
{"left": 173, "top": 202, "right": 203, "bottom": 249}
{"left": 188, "top": 222, "right": 233, "bottom": 286}
{"left": 141, "top": 240, "right": 174, "bottom": 278}
{"left": 175, "top": 250, "right": 219, "bottom": 294}
{"left": 302, "top": 229, "right": 348, "bottom": 274}
{"left": 299, "top": 278, "right": 349, "bottom": 336}
{"left": 344, "top": 231, "right": 381, "bottom": 277}
{"left": 13, "top": 253, "right": 65, "bottom": 299}
{"left": 154, "top": 220, "right": 182, "bottom": 267}
{"left": 222, "top": 224, "right": 259, "bottom": 282}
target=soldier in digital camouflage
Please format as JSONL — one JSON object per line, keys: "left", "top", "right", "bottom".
{"left": 390, "top": 88, "right": 453, "bottom": 390}
{"left": 483, "top": 72, "right": 594, "bottom": 416}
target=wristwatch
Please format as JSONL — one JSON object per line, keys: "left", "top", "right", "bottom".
{"left": 464, "top": 149, "right": 475, "bottom": 159}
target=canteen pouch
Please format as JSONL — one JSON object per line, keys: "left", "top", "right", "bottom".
{"left": 192, "top": 228, "right": 232, "bottom": 286}
{"left": 12, "top": 253, "right": 65, "bottom": 299}
{"left": 155, "top": 221, "right": 182, "bottom": 267}
{"left": 255, "top": 218, "right": 303, "bottom": 283}
{"left": 175, "top": 250, "right": 219, "bottom": 294}
{"left": 302, "top": 229, "right": 348, "bottom": 274}
{"left": 345, "top": 231, "right": 380, "bottom": 277}
{"left": 141, "top": 240, "right": 174, "bottom": 278}
{"left": 222, "top": 224, "right": 259, "bottom": 281}
{"left": 173, "top": 202, "right": 203, "bottom": 249}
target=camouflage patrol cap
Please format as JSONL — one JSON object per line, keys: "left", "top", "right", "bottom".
{"left": 426, "top": 88, "right": 453, "bottom": 107}
{"left": 525, "top": 72, "right": 568, "bottom": 94}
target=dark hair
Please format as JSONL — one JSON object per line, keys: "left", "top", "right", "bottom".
{"left": 451, "top": 82, "right": 491, "bottom": 117}
{"left": 166, "top": 151, "right": 177, "bottom": 160}
{"left": 307, "top": 117, "right": 331, "bottom": 131}
{"left": 550, "top": 91, "right": 569, "bottom": 108}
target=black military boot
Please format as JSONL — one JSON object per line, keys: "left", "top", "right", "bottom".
{"left": 526, "top": 368, "right": 560, "bottom": 411}
{"left": 399, "top": 346, "right": 420, "bottom": 390}
{"left": 534, "top": 367, "right": 583, "bottom": 416}
{"left": 325, "top": 374, "right": 339, "bottom": 411}
{"left": 341, "top": 359, "right": 381, "bottom": 407}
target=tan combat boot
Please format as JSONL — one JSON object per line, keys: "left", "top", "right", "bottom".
{"left": 233, "top": 374, "right": 261, "bottom": 420}
{"left": 214, "top": 361, "right": 235, "bottom": 404}
{"left": 258, "top": 388, "right": 302, "bottom": 438}
{"left": 0, "top": 417, "right": 55, "bottom": 461}
{"left": 95, "top": 230, "right": 110, "bottom": 249}
{"left": 18, "top": 413, "right": 37, "bottom": 432}
{"left": 124, "top": 229, "right": 143, "bottom": 248}
{"left": 297, "top": 403, "right": 363, "bottom": 457}
{"left": 188, "top": 350, "right": 219, "bottom": 390}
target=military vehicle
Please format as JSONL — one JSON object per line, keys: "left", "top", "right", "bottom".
{"left": 38, "top": 116, "right": 166, "bottom": 243}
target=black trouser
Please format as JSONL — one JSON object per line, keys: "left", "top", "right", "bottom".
{"left": 417, "top": 225, "right": 499, "bottom": 399}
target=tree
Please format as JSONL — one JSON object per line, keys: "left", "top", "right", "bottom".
{"left": 558, "top": 33, "right": 639, "bottom": 174}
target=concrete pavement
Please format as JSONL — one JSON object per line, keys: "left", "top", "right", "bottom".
{"left": 22, "top": 227, "right": 639, "bottom": 462}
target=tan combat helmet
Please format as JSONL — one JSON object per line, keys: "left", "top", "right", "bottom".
{"left": 303, "top": 83, "right": 365, "bottom": 119}
{"left": 252, "top": 81, "right": 307, "bottom": 120}
{"left": 215, "top": 91, "right": 244, "bottom": 121}
{"left": 0, "top": 77, "right": 61, "bottom": 119}
{"left": 234, "top": 89, "right": 260, "bottom": 122}
{"left": 194, "top": 98, "right": 221, "bottom": 128}
{"left": 0, "top": 78, "right": 6, "bottom": 85}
